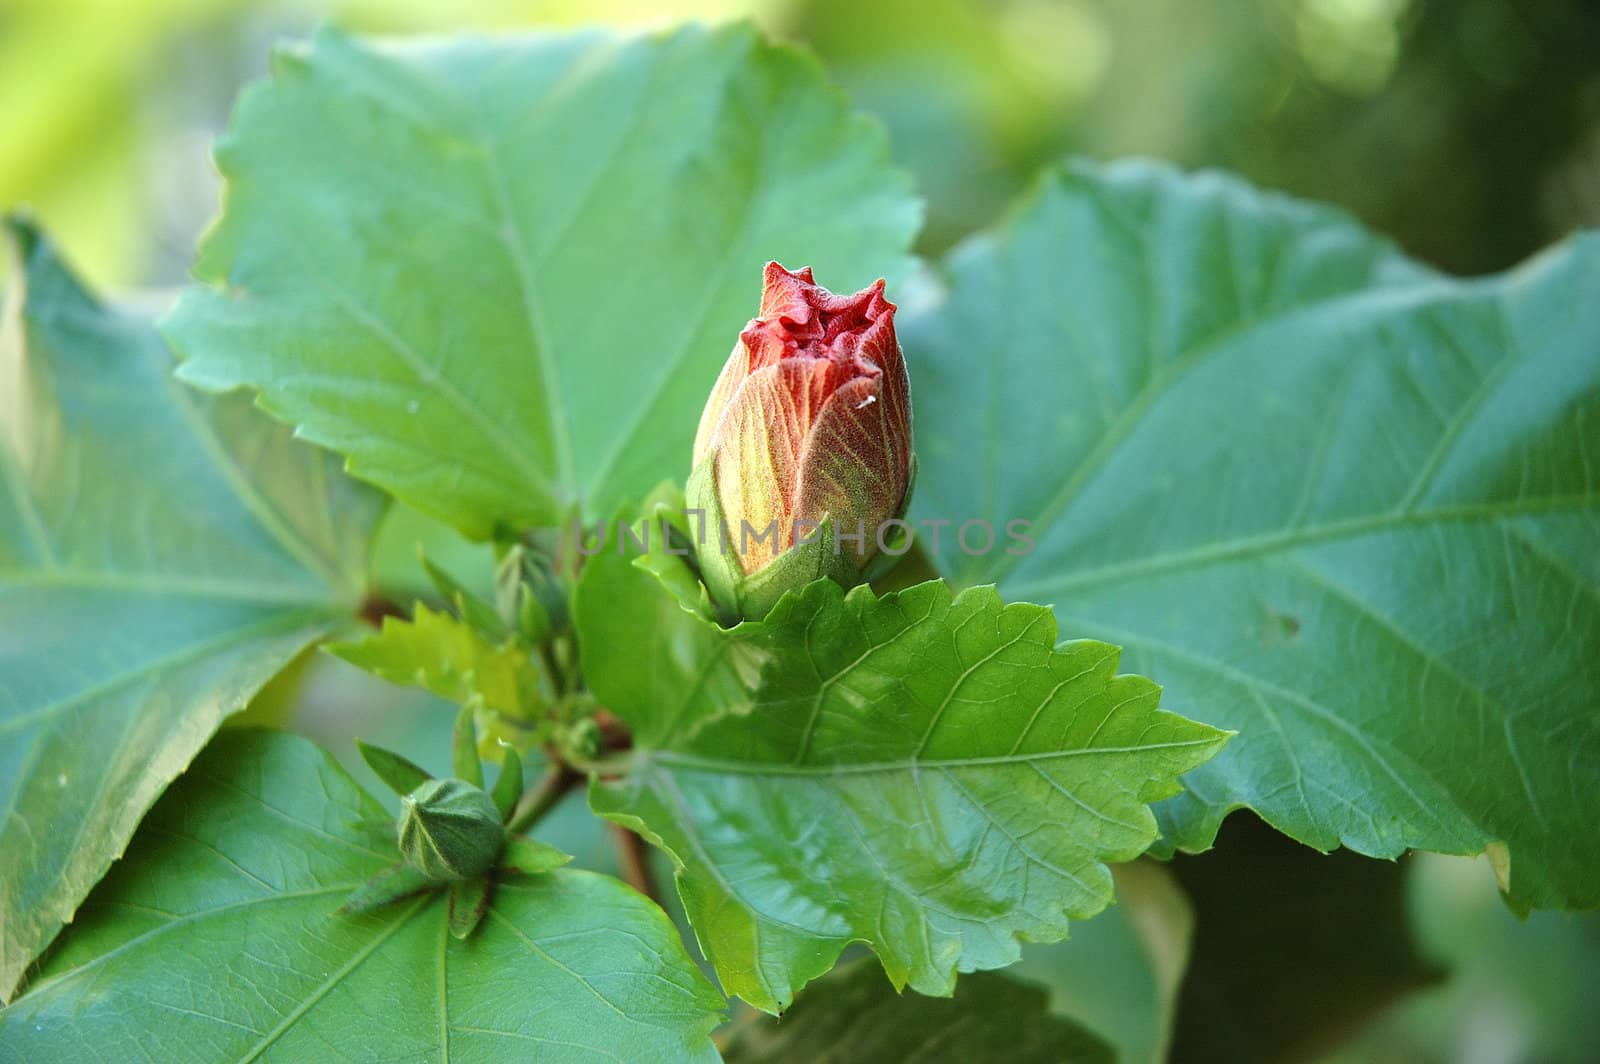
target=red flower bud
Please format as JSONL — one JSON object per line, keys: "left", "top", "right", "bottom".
{"left": 688, "top": 263, "right": 913, "bottom": 619}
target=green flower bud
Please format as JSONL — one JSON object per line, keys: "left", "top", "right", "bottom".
{"left": 397, "top": 778, "right": 504, "bottom": 881}
{"left": 688, "top": 263, "right": 913, "bottom": 621}
{"left": 495, "top": 543, "right": 567, "bottom": 643}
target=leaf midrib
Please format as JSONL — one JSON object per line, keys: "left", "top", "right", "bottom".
{"left": 0, "top": 441, "right": 55, "bottom": 571}
{"left": 187, "top": 41, "right": 572, "bottom": 517}
{"left": 236, "top": 895, "right": 432, "bottom": 1063}
{"left": 644, "top": 736, "right": 1222, "bottom": 778}
{"left": 967, "top": 254, "right": 1466, "bottom": 588}
{"left": 1055, "top": 612, "right": 1483, "bottom": 846}
{"left": 260, "top": 229, "right": 561, "bottom": 507}
{"left": 0, "top": 239, "right": 61, "bottom": 570}
{"left": 581, "top": 45, "right": 772, "bottom": 504}
{"left": 1003, "top": 492, "right": 1600, "bottom": 600}
{"left": 4, "top": 258, "right": 361, "bottom": 599}
{"left": 0, "top": 569, "right": 336, "bottom": 605}
{"left": 17, "top": 884, "right": 365, "bottom": 1001}
{"left": 165, "top": 372, "right": 353, "bottom": 596}
{"left": 0, "top": 605, "right": 332, "bottom": 739}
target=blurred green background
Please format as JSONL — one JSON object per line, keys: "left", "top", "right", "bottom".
{"left": 5, "top": 0, "right": 1598, "bottom": 289}
{"left": 6, "top": 1, "right": 1597, "bottom": 1061}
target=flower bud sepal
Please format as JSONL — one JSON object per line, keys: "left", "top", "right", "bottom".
{"left": 447, "top": 878, "right": 493, "bottom": 940}
{"left": 686, "top": 455, "right": 859, "bottom": 624}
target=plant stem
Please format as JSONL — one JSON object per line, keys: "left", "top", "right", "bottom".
{"left": 358, "top": 594, "right": 404, "bottom": 627}
{"left": 610, "top": 824, "right": 661, "bottom": 904}
{"left": 567, "top": 750, "right": 633, "bottom": 776}
{"left": 506, "top": 763, "right": 580, "bottom": 835}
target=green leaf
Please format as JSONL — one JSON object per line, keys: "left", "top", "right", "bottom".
{"left": 576, "top": 547, "right": 1229, "bottom": 1013}
{"left": 722, "top": 961, "right": 1113, "bottom": 1063}
{"left": 328, "top": 602, "right": 542, "bottom": 719}
{"left": 904, "top": 159, "right": 1600, "bottom": 911}
{"left": 0, "top": 220, "right": 382, "bottom": 999}
{"left": 575, "top": 529, "right": 767, "bottom": 748}
{"left": 163, "top": 24, "right": 920, "bottom": 538}
{"left": 0, "top": 730, "right": 725, "bottom": 1061}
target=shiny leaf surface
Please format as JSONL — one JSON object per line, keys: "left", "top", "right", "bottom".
{"left": 164, "top": 25, "right": 920, "bottom": 537}
{"left": 0, "top": 730, "right": 724, "bottom": 1062}
{"left": 0, "top": 221, "right": 382, "bottom": 998}
{"left": 905, "top": 160, "right": 1600, "bottom": 910}
{"left": 577, "top": 544, "right": 1228, "bottom": 1012}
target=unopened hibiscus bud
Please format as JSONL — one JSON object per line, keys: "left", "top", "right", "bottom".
{"left": 687, "top": 262, "right": 913, "bottom": 620}
{"left": 397, "top": 778, "right": 504, "bottom": 881}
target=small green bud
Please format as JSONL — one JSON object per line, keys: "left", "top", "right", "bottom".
{"left": 397, "top": 778, "right": 504, "bottom": 881}
{"left": 495, "top": 544, "right": 567, "bottom": 642}
{"left": 420, "top": 551, "right": 508, "bottom": 640}
{"left": 564, "top": 717, "right": 602, "bottom": 761}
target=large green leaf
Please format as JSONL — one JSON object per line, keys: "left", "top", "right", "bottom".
{"left": 0, "top": 221, "right": 382, "bottom": 999}
{"left": 904, "top": 159, "right": 1600, "bottom": 911}
{"left": 0, "top": 729, "right": 724, "bottom": 1061}
{"left": 164, "top": 23, "right": 920, "bottom": 539}
{"left": 576, "top": 546, "right": 1228, "bottom": 1013}
{"left": 722, "top": 961, "right": 1113, "bottom": 1063}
